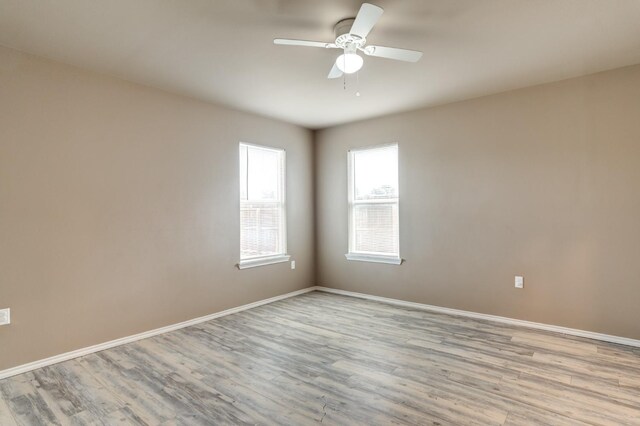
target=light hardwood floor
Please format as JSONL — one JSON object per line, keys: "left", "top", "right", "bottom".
{"left": 1, "top": 291, "right": 639, "bottom": 425}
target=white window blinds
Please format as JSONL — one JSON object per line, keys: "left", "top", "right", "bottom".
{"left": 239, "top": 143, "right": 287, "bottom": 262}
{"left": 347, "top": 144, "right": 400, "bottom": 262}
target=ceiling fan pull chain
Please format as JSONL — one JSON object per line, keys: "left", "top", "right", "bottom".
{"left": 344, "top": 51, "right": 348, "bottom": 91}
{"left": 356, "top": 71, "right": 361, "bottom": 97}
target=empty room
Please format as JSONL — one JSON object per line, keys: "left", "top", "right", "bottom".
{"left": 1, "top": 0, "right": 640, "bottom": 424}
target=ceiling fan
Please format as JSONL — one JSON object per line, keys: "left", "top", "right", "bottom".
{"left": 274, "top": 3, "right": 423, "bottom": 79}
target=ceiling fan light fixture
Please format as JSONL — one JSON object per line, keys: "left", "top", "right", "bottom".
{"left": 335, "top": 53, "right": 363, "bottom": 74}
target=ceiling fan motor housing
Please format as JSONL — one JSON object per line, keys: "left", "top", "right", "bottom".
{"left": 334, "top": 18, "right": 366, "bottom": 52}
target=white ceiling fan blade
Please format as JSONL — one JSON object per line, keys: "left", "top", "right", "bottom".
{"left": 350, "top": 3, "right": 384, "bottom": 39}
{"left": 274, "top": 38, "right": 335, "bottom": 48}
{"left": 328, "top": 63, "right": 343, "bottom": 79}
{"left": 363, "top": 45, "right": 423, "bottom": 62}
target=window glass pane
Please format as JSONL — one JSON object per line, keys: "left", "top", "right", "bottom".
{"left": 353, "top": 203, "right": 399, "bottom": 254}
{"left": 348, "top": 144, "right": 399, "bottom": 258}
{"left": 240, "top": 202, "right": 282, "bottom": 258}
{"left": 239, "top": 143, "right": 286, "bottom": 261}
{"left": 247, "top": 147, "right": 280, "bottom": 202}
{"left": 354, "top": 145, "right": 398, "bottom": 200}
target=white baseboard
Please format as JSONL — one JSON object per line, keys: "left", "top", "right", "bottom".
{"left": 0, "top": 286, "right": 317, "bottom": 380}
{"left": 4, "top": 285, "right": 637, "bottom": 381}
{"left": 315, "top": 286, "right": 640, "bottom": 348}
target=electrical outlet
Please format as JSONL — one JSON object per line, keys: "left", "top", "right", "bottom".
{"left": 515, "top": 276, "right": 524, "bottom": 289}
{"left": 291, "top": 260, "right": 296, "bottom": 270}
{"left": 0, "top": 308, "right": 10, "bottom": 326}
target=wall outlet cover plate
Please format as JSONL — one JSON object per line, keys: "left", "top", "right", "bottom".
{"left": 0, "top": 308, "right": 10, "bottom": 325}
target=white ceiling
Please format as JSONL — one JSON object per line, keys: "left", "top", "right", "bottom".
{"left": 1, "top": 0, "right": 640, "bottom": 129}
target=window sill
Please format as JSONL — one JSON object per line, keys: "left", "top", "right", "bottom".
{"left": 238, "top": 254, "right": 291, "bottom": 270}
{"left": 345, "top": 253, "right": 403, "bottom": 265}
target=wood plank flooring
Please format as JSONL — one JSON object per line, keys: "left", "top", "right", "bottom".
{"left": 1, "top": 291, "right": 639, "bottom": 425}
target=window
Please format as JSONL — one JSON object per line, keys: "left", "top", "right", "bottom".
{"left": 346, "top": 144, "right": 401, "bottom": 264}
{"left": 238, "top": 143, "right": 289, "bottom": 269}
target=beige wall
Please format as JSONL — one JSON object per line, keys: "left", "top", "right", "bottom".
{"left": 315, "top": 64, "right": 640, "bottom": 340}
{"left": 0, "top": 46, "right": 315, "bottom": 370}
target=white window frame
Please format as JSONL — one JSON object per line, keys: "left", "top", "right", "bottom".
{"left": 238, "top": 142, "right": 290, "bottom": 269}
{"left": 346, "top": 143, "right": 402, "bottom": 265}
